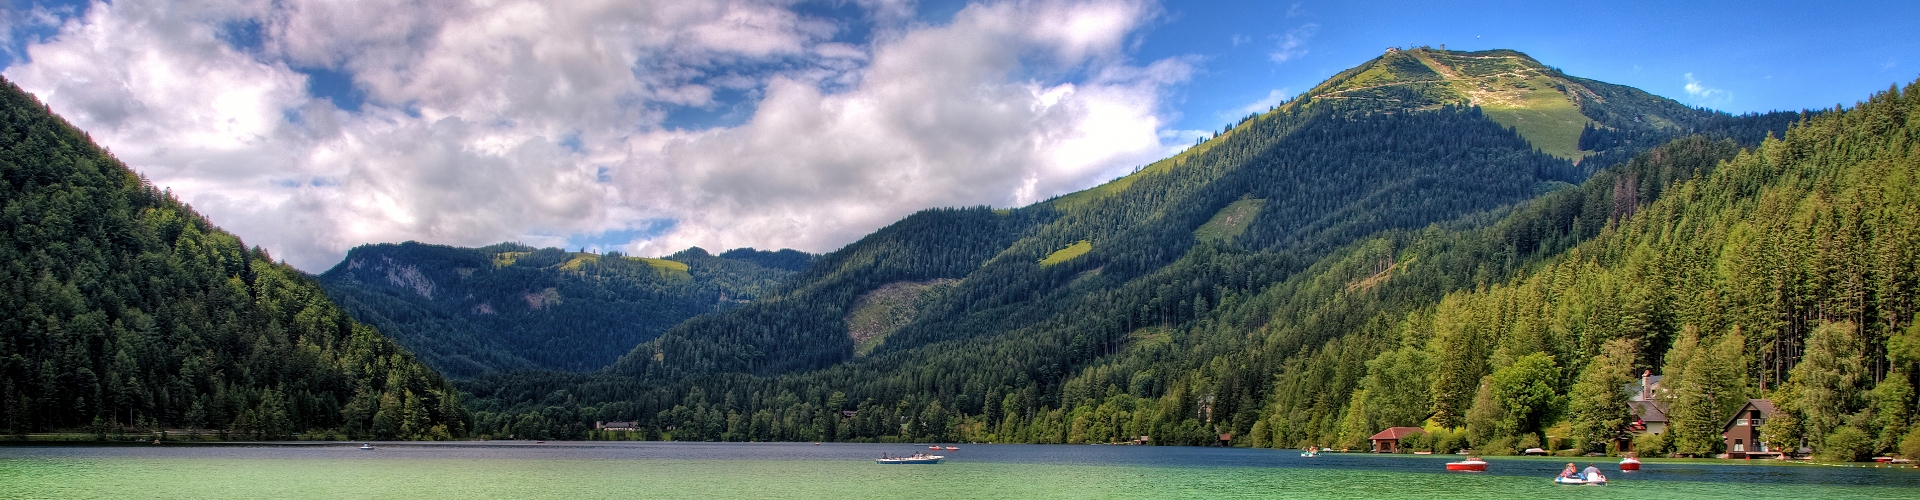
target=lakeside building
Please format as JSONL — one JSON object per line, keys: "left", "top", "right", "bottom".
{"left": 1368, "top": 427, "right": 1426, "bottom": 453}
{"left": 1721, "top": 399, "right": 1780, "bottom": 459}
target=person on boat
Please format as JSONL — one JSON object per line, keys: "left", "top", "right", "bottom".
{"left": 1582, "top": 464, "right": 1602, "bottom": 481}
{"left": 1559, "top": 463, "right": 1577, "bottom": 478}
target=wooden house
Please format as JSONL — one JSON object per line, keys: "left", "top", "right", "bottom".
{"left": 1722, "top": 399, "right": 1778, "bottom": 459}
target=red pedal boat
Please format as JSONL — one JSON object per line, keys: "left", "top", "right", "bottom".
{"left": 1446, "top": 458, "right": 1489, "bottom": 471}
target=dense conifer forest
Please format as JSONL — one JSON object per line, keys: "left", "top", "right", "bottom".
{"left": 317, "top": 242, "right": 809, "bottom": 377}
{"left": 0, "top": 77, "right": 470, "bottom": 440}
{"left": 452, "top": 50, "right": 1911, "bottom": 462}
{"left": 11, "top": 45, "right": 1910, "bottom": 461}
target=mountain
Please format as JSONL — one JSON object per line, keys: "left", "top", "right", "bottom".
{"left": 453, "top": 48, "right": 1814, "bottom": 442}
{"left": 0, "top": 77, "right": 469, "bottom": 440}
{"left": 315, "top": 242, "right": 812, "bottom": 377}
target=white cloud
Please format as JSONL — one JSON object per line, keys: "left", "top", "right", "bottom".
{"left": 1269, "top": 23, "right": 1317, "bottom": 64}
{"left": 1683, "top": 72, "right": 1727, "bottom": 102}
{"left": 7, "top": 0, "right": 1187, "bottom": 270}
{"left": 1224, "top": 88, "right": 1289, "bottom": 120}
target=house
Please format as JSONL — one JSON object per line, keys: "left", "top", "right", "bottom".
{"left": 1626, "top": 370, "right": 1668, "bottom": 436}
{"left": 595, "top": 421, "right": 640, "bottom": 431}
{"left": 1368, "top": 427, "right": 1426, "bottom": 453}
{"left": 1722, "top": 399, "right": 1778, "bottom": 459}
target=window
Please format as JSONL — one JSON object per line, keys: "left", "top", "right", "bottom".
{"left": 1733, "top": 439, "right": 1744, "bottom": 452}
{"left": 1735, "top": 418, "right": 1749, "bottom": 426}
{"left": 1756, "top": 442, "right": 1768, "bottom": 452}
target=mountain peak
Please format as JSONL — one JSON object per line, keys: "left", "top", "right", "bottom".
{"left": 1295, "top": 47, "right": 1600, "bottom": 158}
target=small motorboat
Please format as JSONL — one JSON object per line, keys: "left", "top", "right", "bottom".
{"left": 1555, "top": 471, "right": 1607, "bottom": 485}
{"left": 1619, "top": 457, "right": 1641, "bottom": 471}
{"left": 1446, "top": 458, "right": 1488, "bottom": 471}
{"left": 945, "top": 446, "right": 959, "bottom": 451}
{"left": 359, "top": 443, "right": 374, "bottom": 450}
{"left": 1522, "top": 447, "right": 1547, "bottom": 455}
{"left": 877, "top": 453, "right": 945, "bottom": 464}
{"left": 929, "top": 446, "right": 942, "bottom": 450}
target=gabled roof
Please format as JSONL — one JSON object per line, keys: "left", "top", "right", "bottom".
{"left": 1629, "top": 399, "right": 1667, "bottom": 423}
{"left": 1721, "top": 399, "right": 1776, "bottom": 433}
{"left": 1369, "top": 426, "right": 1427, "bottom": 440}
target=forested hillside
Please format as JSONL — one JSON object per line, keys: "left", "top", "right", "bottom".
{"left": 456, "top": 48, "right": 1814, "bottom": 444}
{"left": 0, "top": 77, "right": 469, "bottom": 439}
{"left": 317, "top": 242, "right": 808, "bottom": 377}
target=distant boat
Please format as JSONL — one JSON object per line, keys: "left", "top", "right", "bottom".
{"left": 1446, "top": 458, "right": 1488, "bottom": 471}
{"left": 1522, "top": 447, "right": 1547, "bottom": 455}
{"left": 1619, "top": 457, "right": 1641, "bottom": 471}
{"left": 1301, "top": 449, "right": 1319, "bottom": 458}
{"left": 359, "top": 443, "right": 374, "bottom": 450}
{"left": 945, "top": 446, "right": 959, "bottom": 451}
{"left": 877, "top": 453, "right": 945, "bottom": 464}
{"left": 930, "top": 446, "right": 942, "bottom": 450}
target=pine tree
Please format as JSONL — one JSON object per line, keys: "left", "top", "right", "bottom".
{"left": 1567, "top": 338, "right": 1637, "bottom": 452}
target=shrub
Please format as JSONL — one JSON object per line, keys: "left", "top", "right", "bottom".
{"left": 1633, "top": 432, "right": 1671, "bottom": 457}
{"left": 1818, "top": 426, "right": 1873, "bottom": 462}
{"left": 1517, "top": 433, "right": 1542, "bottom": 450}
{"left": 1900, "top": 426, "right": 1920, "bottom": 460}
{"left": 1479, "top": 436, "right": 1517, "bottom": 456}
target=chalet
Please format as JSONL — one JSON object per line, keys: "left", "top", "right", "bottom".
{"left": 1722, "top": 399, "right": 1778, "bottom": 459}
{"left": 1368, "top": 427, "right": 1426, "bottom": 453}
{"left": 1626, "top": 370, "right": 1669, "bottom": 436}
{"left": 595, "top": 421, "right": 640, "bottom": 431}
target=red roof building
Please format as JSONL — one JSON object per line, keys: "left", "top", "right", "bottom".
{"left": 1369, "top": 427, "right": 1427, "bottom": 453}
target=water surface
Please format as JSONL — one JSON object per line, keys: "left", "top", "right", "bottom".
{"left": 3, "top": 442, "right": 1916, "bottom": 499}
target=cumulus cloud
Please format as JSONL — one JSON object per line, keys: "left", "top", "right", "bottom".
{"left": 1269, "top": 23, "right": 1317, "bottom": 64}
{"left": 6, "top": 0, "right": 1188, "bottom": 271}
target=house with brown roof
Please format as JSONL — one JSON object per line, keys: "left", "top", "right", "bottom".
{"left": 1369, "top": 427, "right": 1426, "bottom": 453}
{"left": 1722, "top": 399, "right": 1778, "bottom": 459}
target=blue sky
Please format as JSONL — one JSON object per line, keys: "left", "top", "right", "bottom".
{"left": 1138, "top": 1, "right": 1918, "bottom": 131}
{"left": 1, "top": 1, "right": 1913, "bottom": 270}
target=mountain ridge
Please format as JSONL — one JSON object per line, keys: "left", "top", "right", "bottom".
{"left": 316, "top": 241, "right": 815, "bottom": 377}
{"left": 457, "top": 48, "right": 1808, "bottom": 442}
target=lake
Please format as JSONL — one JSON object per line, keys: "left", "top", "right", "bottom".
{"left": 3, "top": 442, "right": 1917, "bottom": 499}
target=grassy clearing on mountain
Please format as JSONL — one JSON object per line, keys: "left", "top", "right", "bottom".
{"left": 1479, "top": 87, "right": 1592, "bottom": 159}
{"left": 561, "top": 253, "right": 599, "bottom": 271}
{"left": 1195, "top": 198, "right": 1267, "bottom": 243}
{"left": 1039, "top": 240, "right": 1092, "bottom": 267}
{"left": 636, "top": 257, "right": 690, "bottom": 276}
{"left": 847, "top": 280, "right": 957, "bottom": 356}
{"left": 493, "top": 251, "right": 530, "bottom": 267}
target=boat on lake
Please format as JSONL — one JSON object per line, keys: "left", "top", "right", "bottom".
{"left": 1301, "top": 447, "right": 1319, "bottom": 458}
{"left": 1445, "top": 458, "right": 1488, "bottom": 471}
{"left": 1554, "top": 475, "right": 1606, "bottom": 486}
{"left": 877, "top": 453, "right": 945, "bottom": 464}
{"left": 945, "top": 446, "right": 959, "bottom": 451}
{"left": 359, "top": 443, "right": 374, "bottom": 450}
{"left": 1620, "top": 457, "right": 1641, "bottom": 471}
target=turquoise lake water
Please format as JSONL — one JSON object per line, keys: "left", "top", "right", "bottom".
{"left": 3, "top": 442, "right": 1917, "bottom": 499}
